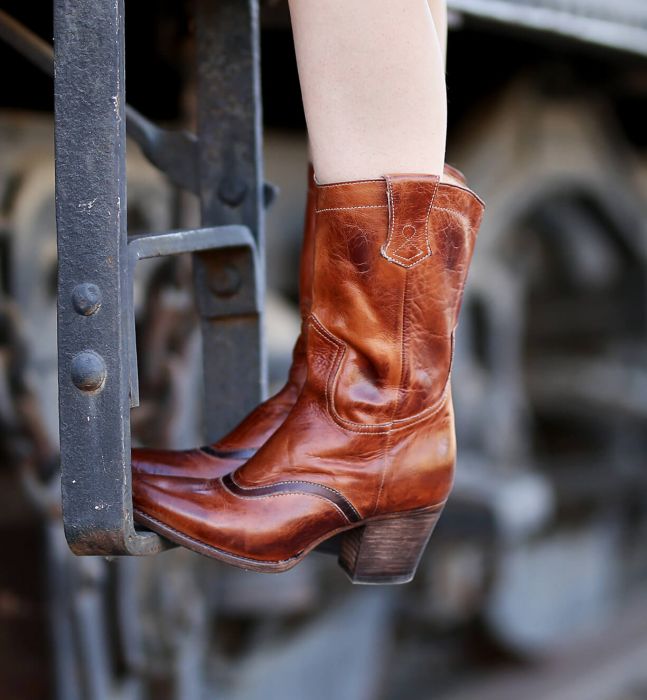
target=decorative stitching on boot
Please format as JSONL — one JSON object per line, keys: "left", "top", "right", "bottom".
{"left": 309, "top": 314, "right": 453, "bottom": 434}
{"left": 222, "top": 473, "right": 361, "bottom": 522}
{"left": 315, "top": 204, "right": 387, "bottom": 213}
{"left": 381, "top": 176, "right": 439, "bottom": 268}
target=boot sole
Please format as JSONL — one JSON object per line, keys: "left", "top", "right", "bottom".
{"left": 133, "top": 502, "right": 445, "bottom": 585}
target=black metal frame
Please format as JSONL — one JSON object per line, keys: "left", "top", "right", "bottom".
{"left": 54, "top": 0, "right": 265, "bottom": 555}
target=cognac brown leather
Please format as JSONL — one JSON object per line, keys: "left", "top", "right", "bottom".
{"left": 131, "top": 164, "right": 468, "bottom": 482}
{"left": 133, "top": 173, "right": 484, "bottom": 571}
{"left": 130, "top": 165, "right": 317, "bottom": 480}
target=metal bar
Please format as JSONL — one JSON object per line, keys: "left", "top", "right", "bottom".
{"left": 0, "top": 10, "right": 199, "bottom": 193}
{"left": 0, "top": 9, "right": 53, "bottom": 76}
{"left": 448, "top": 0, "right": 647, "bottom": 57}
{"left": 126, "top": 225, "right": 259, "bottom": 407}
{"left": 0, "top": 11, "right": 282, "bottom": 204}
{"left": 128, "top": 225, "right": 256, "bottom": 262}
{"left": 124, "top": 106, "right": 199, "bottom": 194}
{"left": 73, "top": 570, "right": 112, "bottom": 700}
{"left": 194, "top": 0, "right": 266, "bottom": 442}
{"left": 55, "top": 0, "right": 266, "bottom": 554}
{"left": 46, "top": 525, "right": 83, "bottom": 700}
{"left": 54, "top": 0, "right": 164, "bottom": 556}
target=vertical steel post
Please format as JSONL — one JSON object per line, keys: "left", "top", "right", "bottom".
{"left": 194, "top": 0, "right": 266, "bottom": 443}
{"left": 55, "top": 0, "right": 264, "bottom": 555}
{"left": 54, "top": 0, "right": 164, "bottom": 555}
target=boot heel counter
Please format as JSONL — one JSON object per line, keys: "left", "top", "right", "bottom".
{"left": 377, "top": 394, "right": 457, "bottom": 514}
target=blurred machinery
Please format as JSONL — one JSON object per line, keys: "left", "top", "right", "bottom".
{"left": 2, "top": 1, "right": 647, "bottom": 699}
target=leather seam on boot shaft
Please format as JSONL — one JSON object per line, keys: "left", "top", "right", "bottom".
{"left": 312, "top": 315, "right": 453, "bottom": 431}
{"left": 310, "top": 314, "right": 454, "bottom": 433}
{"left": 315, "top": 179, "right": 485, "bottom": 211}
{"left": 315, "top": 204, "right": 388, "bottom": 213}
{"left": 433, "top": 205, "right": 473, "bottom": 231}
{"left": 222, "top": 473, "right": 361, "bottom": 522}
{"left": 314, "top": 164, "right": 468, "bottom": 189}
{"left": 315, "top": 178, "right": 386, "bottom": 188}
{"left": 225, "top": 473, "right": 358, "bottom": 504}
{"left": 372, "top": 268, "right": 410, "bottom": 513}
{"left": 309, "top": 175, "right": 482, "bottom": 429}
{"left": 316, "top": 203, "right": 473, "bottom": 220}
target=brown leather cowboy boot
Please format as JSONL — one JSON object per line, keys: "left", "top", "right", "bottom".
{"left": 130, "top": 166, "right": 317, "bottom": 480}
{"left": 132, "top": 164, "right": 467, "bottom": 482}
{"left": 133, "top": 173, "right": 483, "bottom": 584}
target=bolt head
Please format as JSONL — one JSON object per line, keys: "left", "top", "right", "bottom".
{"left": 209, "top": 265, "right": 241, "bottom": 297}
{"left": 72, "top": 283, "right": 102, "bottom": 316}
{"left": 218, "top": 176, "right": 247, "bottom": 207}
{"left": 70, "top": 351, "right": 107, "bottom": 393}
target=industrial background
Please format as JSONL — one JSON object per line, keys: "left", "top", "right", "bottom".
{"left": 1, "top": 0, "right": 647, "bottom": 698}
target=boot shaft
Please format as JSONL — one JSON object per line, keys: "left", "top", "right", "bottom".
{"left": 310, "top": 175, "right": 484, "bottom": 427}
{"left": 298, "top": 164, "right": 317, "bottom": 318}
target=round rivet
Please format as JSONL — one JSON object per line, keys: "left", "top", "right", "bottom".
{"left": 71, "top": 351, "right": 107, "bottom": 393}
{"left": 72, "top": 283, "right": 102, "bottom": 316}
{"left": 209, "top": 265, "right": 241, "bottom": 297}
{"left": 218, "top": 176, "right": 247, "bottom": 207}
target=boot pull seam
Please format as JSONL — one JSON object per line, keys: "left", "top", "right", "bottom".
{"left": 315, "top": 204, "right": 387, "bottom": 213}
{"left": 381, "top": 176, "right": 439, "bottom": 268}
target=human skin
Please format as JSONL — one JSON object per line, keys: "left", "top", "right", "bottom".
{"left": 427, "top": 0, "right": 448, "bottom": 61}
{"left": 288, "top": 0, "right": 447, "bottom": 184}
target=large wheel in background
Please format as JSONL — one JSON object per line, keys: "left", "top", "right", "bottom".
{"left": 449, "top": 79, "right": 647, "bottom": 655}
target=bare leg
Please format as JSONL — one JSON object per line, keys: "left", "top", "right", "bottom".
{"left": 289, "top": 0, "right": 447, "bottom": 184}
{"left": 427, "top": 0, "right": 448, "bottom": 65}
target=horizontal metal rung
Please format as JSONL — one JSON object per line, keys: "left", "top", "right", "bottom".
{"left": 127, "top": 225, "right": 260, "bottom": 409}
{"left": 128, "top": 225, "right": 256, "bottom": 261}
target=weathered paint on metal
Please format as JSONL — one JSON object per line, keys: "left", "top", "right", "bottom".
{"left": 54, "top": 0, "right": 165, "bottom": 556}
{"left": 194, "top": 0, "right": 266, "bottom": 443}
{"left": 55, "top": 0, "right": 265, "bottom": 555}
